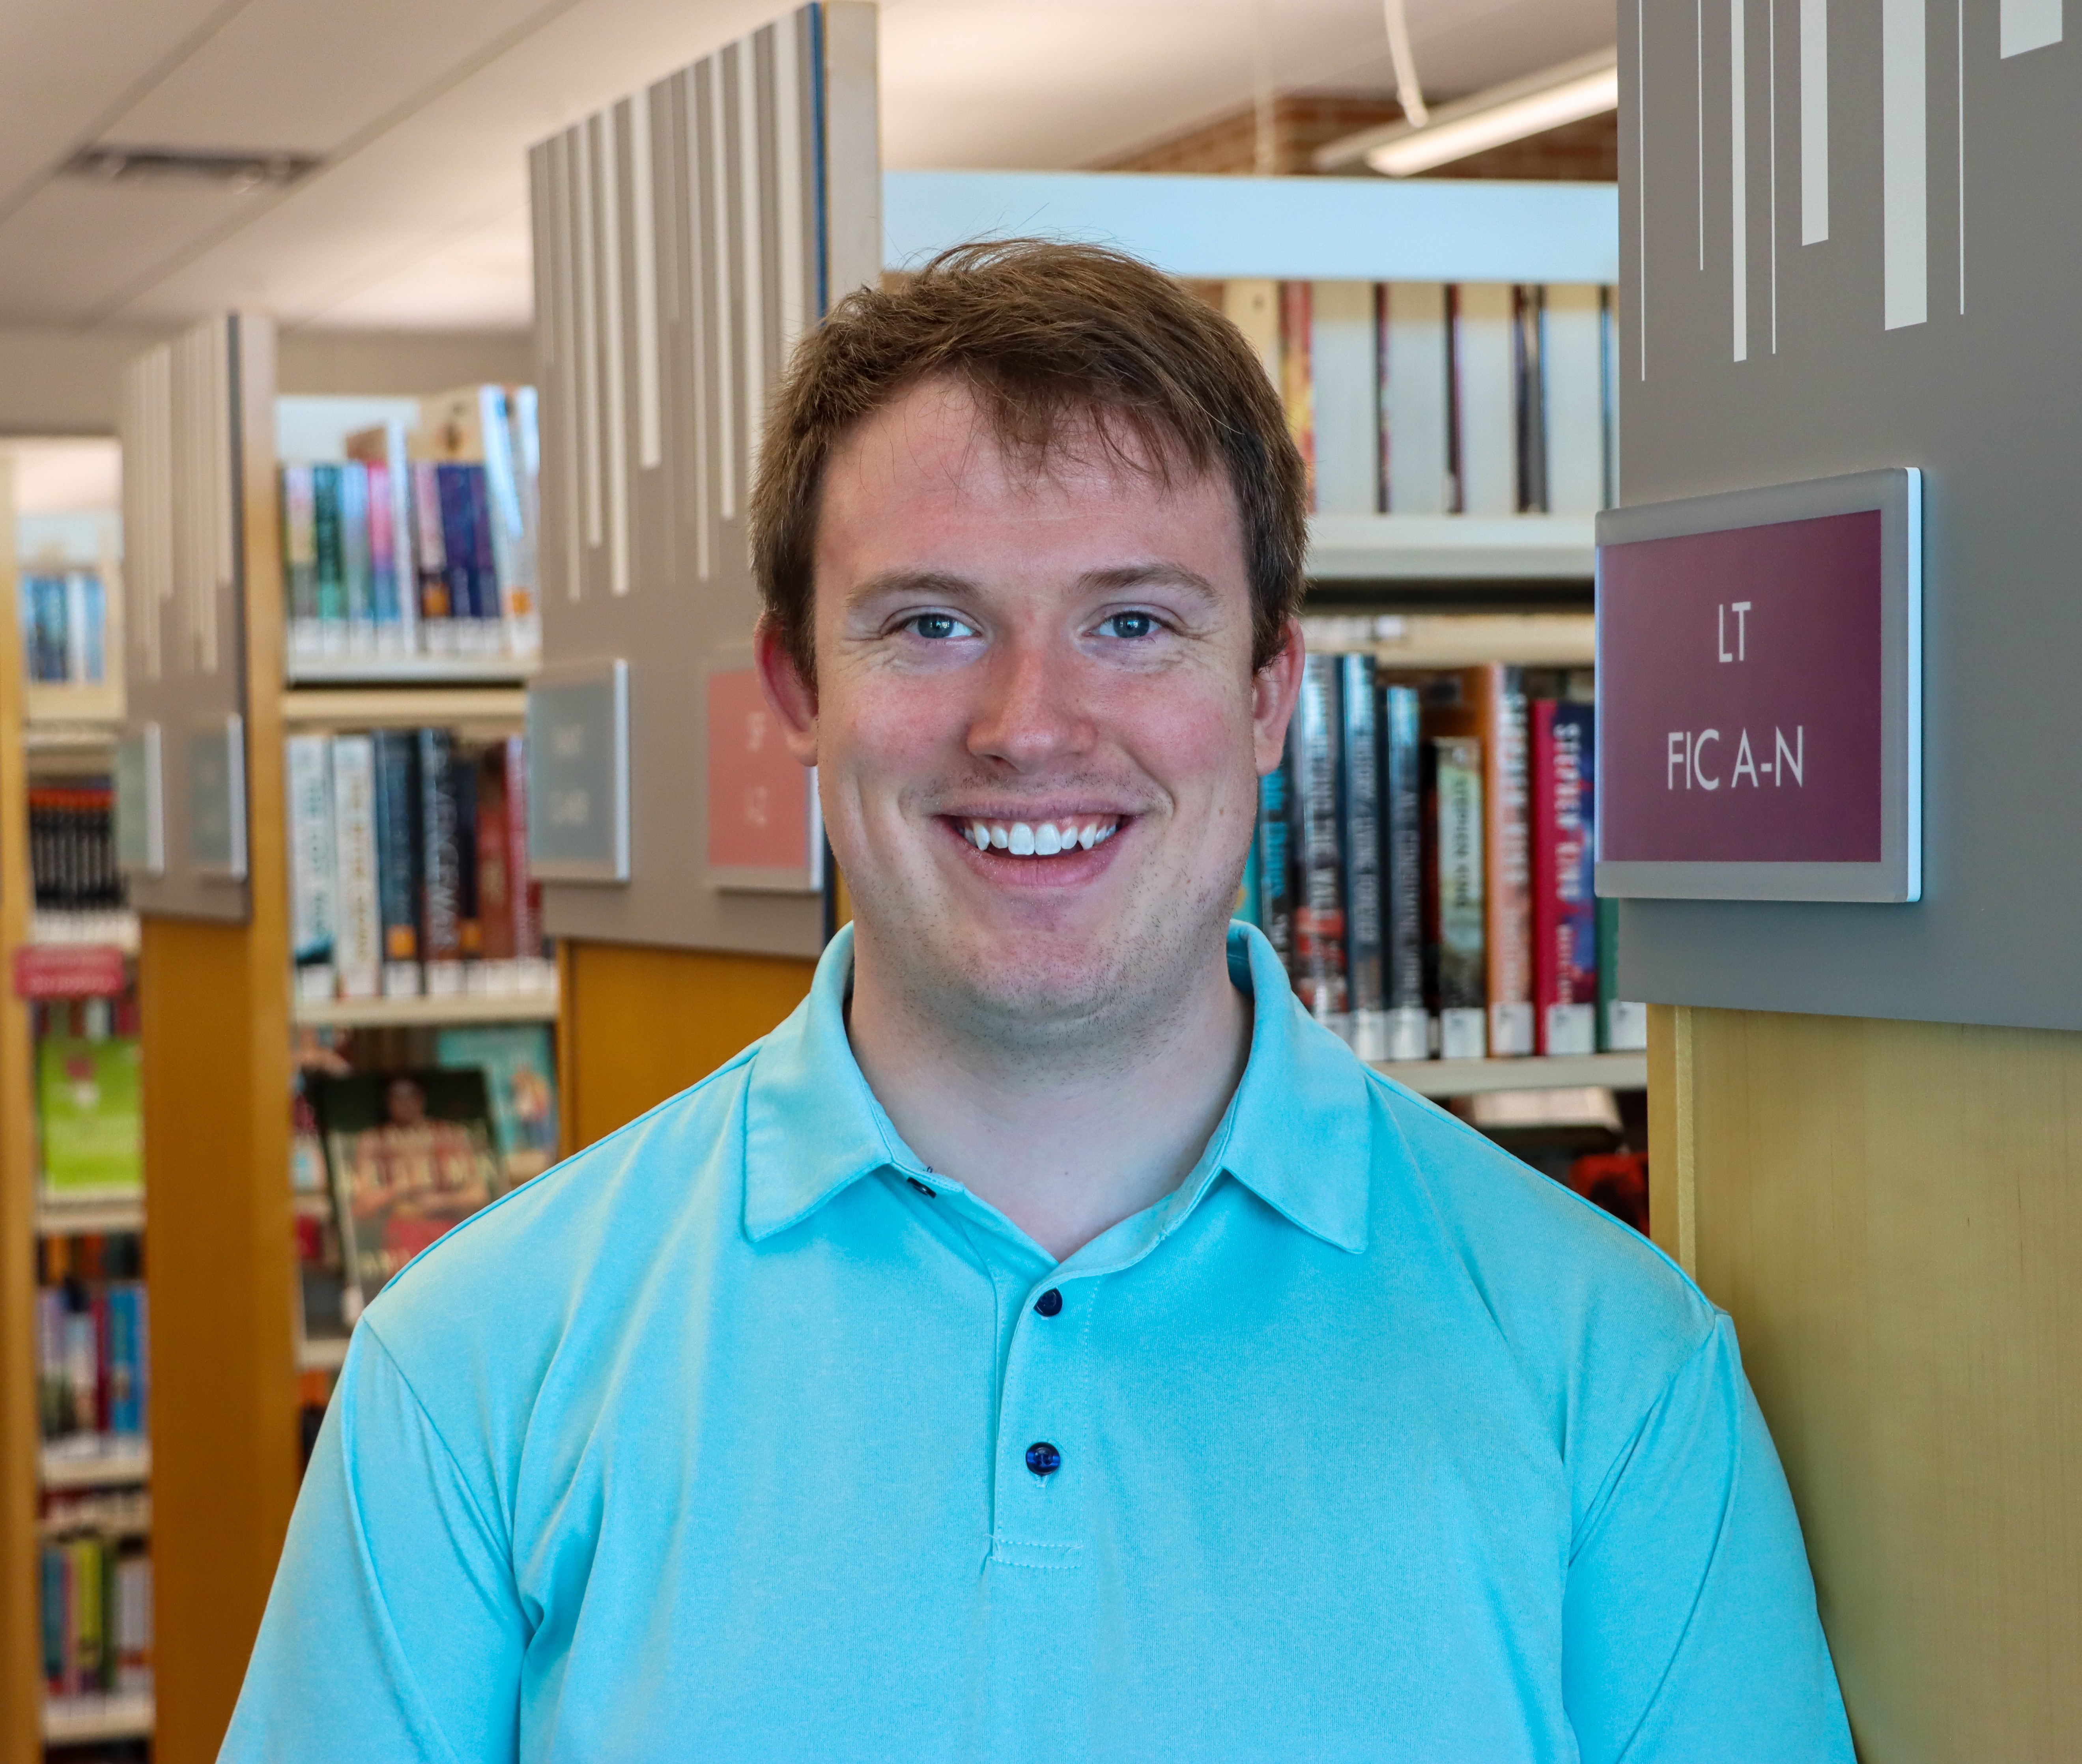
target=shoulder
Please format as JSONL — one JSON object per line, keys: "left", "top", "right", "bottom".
{"left": 1361, "top": 1068, "right": 1719, "bottom": 1460}
{"left": 359, "top": 1044, "right": 761, "bottom": 1375}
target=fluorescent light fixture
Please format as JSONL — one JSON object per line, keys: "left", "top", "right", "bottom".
{"left": 1314, "top": 47, "right": 1619, "bottom": 178}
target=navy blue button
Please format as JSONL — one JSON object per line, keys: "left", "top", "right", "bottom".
{"left": 1024, "top": 1441, "right": 1062, "bottom": 1477}
{"left": 906, "top": 1177, "right": 935, "bottom": 1198}
{"left": 1034, "top": 1288, "right": 1062, "bottom": 1317}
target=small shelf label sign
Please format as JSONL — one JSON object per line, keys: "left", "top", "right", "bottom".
{"left": 1595, "top": 467, "right": 1921, "bottom": 903}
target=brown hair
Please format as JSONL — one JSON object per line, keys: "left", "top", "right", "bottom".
{"left": 750, "top": 238, "right": 1306, "bottom": 680}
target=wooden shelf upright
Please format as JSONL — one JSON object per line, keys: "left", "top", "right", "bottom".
{"left": 118, "top": 313, "right": 299, "bottom": 1764}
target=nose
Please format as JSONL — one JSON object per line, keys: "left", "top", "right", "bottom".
{"left": 965, "top": 630, "right": 1096, "bottom": 770}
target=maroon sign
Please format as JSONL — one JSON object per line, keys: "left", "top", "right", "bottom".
{"left": 1599, "top": 510, "right": 1883, "bottom": 863}
{"left": 13, "top": 944, "right": 127, "bottom": 1000}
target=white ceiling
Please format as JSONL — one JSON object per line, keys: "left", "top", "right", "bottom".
{"left": 0, "top": 0, "right": 1613, "bottom": 336}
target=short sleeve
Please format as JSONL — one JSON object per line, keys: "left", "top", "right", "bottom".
{"left": 1561, "top": 1311, "right": 1856, "bottom": 1762}
{"left": 219, "top": 1326, "right": 528, "bottom": 1763}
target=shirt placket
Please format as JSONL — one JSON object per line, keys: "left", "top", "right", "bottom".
{"left": 989, "top": 1267, "right": 1088, "bottom": 1571}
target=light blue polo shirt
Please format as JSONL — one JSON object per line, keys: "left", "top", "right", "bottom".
{"left": 225, "top": 924, "right": 1852, "bottom": 1762}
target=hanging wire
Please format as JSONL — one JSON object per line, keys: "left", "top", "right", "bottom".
{"left": 1382, "top": 0, "right": 1430, "bottom": 127}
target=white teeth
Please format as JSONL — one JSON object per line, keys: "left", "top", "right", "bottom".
{"left": 1034, "top": 824, "right": 1062, "bottom": 856}
{"left": 961, "top": 816, "right": 1121, "bottom": 856}
{"left": 1008, "top": 823, "right": 1036, "bottom": 856}
{"left": 1079, "top": 823, "right": 1098, "bottom": 850}
{"left": 1094, "top": 823, "right": 1114, "bottom": 844}
{"left": 989, "top": 825, "right": 1009, "bottom": 849}
{"left": 968, "top": 822, "right": 990, "bottom": 850}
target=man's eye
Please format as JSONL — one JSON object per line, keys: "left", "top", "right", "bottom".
{"left": 1099, "top": 611, "right": 1161, "bottom": 639}
{"left": 906, "top": 612, "right": 974, "bottom": 641}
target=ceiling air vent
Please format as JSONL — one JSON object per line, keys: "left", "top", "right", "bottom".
{"left": 62, "top": 147, "right": 320, "bottom": 193}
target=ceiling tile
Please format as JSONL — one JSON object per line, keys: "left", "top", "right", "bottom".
{"left": 0, "top": 176, "right": 250, "bottom": 325}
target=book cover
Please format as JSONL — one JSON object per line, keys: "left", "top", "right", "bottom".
{"left": 310, "top": 1068, "right": 503, "bottom": 1318}
{"left": 279, "top": 465, "right": 320, "bottom": 653}
{"left": 285, "top": 734, "right": 337, "bottom": 998}
{"left": 372, "top": 730, "right": 421, "bottom": 996}
{"left": 1339, "top": 652, "right": 1386, "bottom": 1058}
{"left": 1289, "top": 655, "right": 1348, "bottom": 1029}
{"left": 36, "top": 1037, "right": 143, "bottom": 1196}
{"left": 1379, "top": 680, "right": 1429, "bottom": 1060}
{"left": 1255, "top": 753, "right": 1293, "bottom": 971}
{"left": 417, "top": 727, "right": 463, "bottom": 992}
{"left": 435, "top": 463, "right": 478, "bottom": 631}
{"left": 465, "top": 463, "right": 500, "bottom": 650}
{"left": 310, "top": 462, "right": 347, "bottom": 643}
{"left": 331, "top": 734, "right": 383, "bottom": 1000}
{"left": 1426, "top": 737, "right": 1487, "bottom": 1060}
{"left": 1531, "top": 699, "right": 1598, "bottom": 1056}
{"left": 339, "top": 460, "right": 374, "bottom": 649}
{"left": 1597, "top": 895, "right": 1649, "bottom": 1051}
{"left": 505, "top": 385, "right": 543, "bottom": 652}
{"left": 434, "top": 1024, "right": 559, "bottom": 1184}
{"left": 364, "top": 459, "right": 398, "bottom": 636}
{"left": 1279, "top": 281, "right": 1315, "bottom": 506}
{"left": 348, "top": 418, "right": 420, "bottom": 654}
{"left": 475, "top": 746, "right": 514, "bottom": 963}
{"left": 1381, "top": 284, "right": 1452, "bottom": 514}
{"left": 477, "top": 387, "right": 526, "bottom": 628}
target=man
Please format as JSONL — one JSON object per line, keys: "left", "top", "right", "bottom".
{"left": 226, "top": 242, "right": 1853, "bottom": 1760}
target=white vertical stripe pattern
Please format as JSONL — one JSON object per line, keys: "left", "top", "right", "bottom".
{"left": 1696, "top": 0, "right": 1706, "bottom": 269}
{"left": 1731, "top": 0, "right": 1748, "bottom": 362}
{"left": 773, "top": 20, "right": 807, "bottom": 364}
{"left": 1768, "top": 0, "right": 1779, "bottom": 352}
{"left": 555, "top": 136, "right": 582, "bottom": 599}
{"left": 684, "top": 71, "right": 713, "bottom": 581}
{"left": 601, "top": 108, "right": 630, "bottom": 595}
{"left": 632, "top": 85, "right": 663, "bottom": 473}
{"left": 1957, "top": 0, "right": 1966, "bottom": 312}
{"left": 575, "top": 120, "right": 603, "bottom": 557}
{"left": 708, "top": 54, "right": 738, "bottom": 521}
{"left": 1800, "top": 0, "right": 1829, "bottom": 243}
{"left": 738, "top": 38, "right": 767, "bottom": 487}
{"left": 1639, "top": 0, "right": 1650, "bottom": 377}
{"left": 1882, "top": 0, "right": 1928, "bottom": 330}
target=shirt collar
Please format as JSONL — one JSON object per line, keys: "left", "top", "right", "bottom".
{"left": 742, "top": 922, "right": 1379, "bottom": 1255}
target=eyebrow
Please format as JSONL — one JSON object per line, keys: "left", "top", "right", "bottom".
{"left": 845, "top": 562, "right": 1221, "bottom": 609}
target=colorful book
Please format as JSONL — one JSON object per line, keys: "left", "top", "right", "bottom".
{"left": 285, "top": 734, "right": 337, "bottom": 1001}
{"left": 280, "top": 465, "right": 320, "bottom": 655}
{"left": 417, "top": 728, "right": 463, "bottom": 994}
{"left": 1338, "top": 652, "right": 1385, "bottom": 1057}
{"left": 36, "top": 1037, "right": 143, "bottom": 1195}
{"left": 411, "top": 461, "right": 453, "bottom": 647}
{"left": 339, "top": 460, "right": 373, "bottom": 650}
{"left": 435, "top": 1024, "right": 559, "bottom": 1184}
{"left": 310, "top": 463, "right": 347, "bottom": 647}
{"left": 1280, "top": 282, "right": 1315, "bottom": 505}
{"left": 501, "top": 735, "right": 543, "bottom": 963}
{"left": 331, "top": 734, "right": 382, "bottom": 1000}
{"left": 1255, "top": 757, "right": 1293, "bottom": 971}
{"left": 1426, "top": 736, "right": 1487, "bottom": 1060}
{"left": 1379, "top": 681, "right": 1429, "bottom": 1061}
{"left": 1597, "top": 895, "right": 1649, "bottom": 1051}
{"left": 1531, "top": 699, "right": 1598, "bottom": 1056}
{"left": 372, "top": 731, "right": 421, "bottom": 996}
{"left": 1289, "top": 655, "right": 1348, "bottom": 1030}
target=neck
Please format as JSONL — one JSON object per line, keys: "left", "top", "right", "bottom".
{"left": 844, "top": 929, "right": 1252, "bottom": 1261}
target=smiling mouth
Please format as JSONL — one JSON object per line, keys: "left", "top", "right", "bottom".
{"left": 949, "top": 815, "right": 1123, "bottom": 858}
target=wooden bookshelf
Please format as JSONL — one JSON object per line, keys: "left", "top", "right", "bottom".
{"left": 284, "top": 652, "right": 539, "bottom": 687}
{"left": 36, "top": 1196, "right": 146, "bottom": 1237}
{"left": 1306, "top": 513, "right": 1595, "bottom": 582}
{"left": 1372, "top": 1052, "right": 1647, "bottom": 1098}
{"left": 43, "top": 1692, "right": 154, "bottom": 1745}
{"left": 291, "top": 987, "right": 558, "bottom": 1030}
{"left": 281, "top": 686, "right": 527, "bottom": 731}
{"left": 39, "top": 1443, "right": 151, "bottom": 1492}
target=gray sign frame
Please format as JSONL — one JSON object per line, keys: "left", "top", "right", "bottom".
{"left": 525, "top": 658, "right": 632, "bottom": 884}
{"left": 1596, "top": 467, "right": 1922, "bottom": 904}
{"left": 114, "top": 723, "right": 165, "bottom": 877}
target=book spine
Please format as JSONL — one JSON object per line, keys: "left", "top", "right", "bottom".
{"left": 475, "top": 748, "right": 514, "bottom": 962}
{"left": 1280, "top": 282, "right": 1315, "bottom": 508}
{"left": 417, "top": 728, "right": 463, "bottom": 992}
{"left": 1310, "top": 282, "right": 1378, "bottom": 515}
{"left": 503, "top": 736, "right": 542, "bottom": 964}
{"left": 63, "top": 573, "right": 88, "bottom": 683}
{"left": 280, "top": 465, "right": 320, "bottom": 655}
{"left": 1597, "top": 894, "right": 1648, "bottom": 1051}
{"left": 1338, "top": 652, "right": 1385, "bottom": 1058}
{"left": 479, "top": 387, "right": 525, "bottom": 647}
{"left": 1290, "top": 654, "right": 1349, "bottom": 1031}
{"left": 453, "top": 750, "right": 481, "bottom": 969}
{"left": 1379, "top": 682, "right": 1429, "bottom": 1060}
{"left": 366, "top": 460, "right": 398, "bottom": 641}
{"left": 387, "top": 421, "right": 419, "bottom": 654}
{"left": 506, "top": 387, "right": 543, "bottom": 654}
{"left": 331, "top": 735, "right": 383, "bottom": 1000}
{"left": 436, "top": 464, "right": 478, "bottom": 639}
{"left": 1512, "top": 285, "right": 1547, "bottom": 513}
{"left": 1381, "top": 283, "right": 1452, "bottom": 514}
{"left": 1452, "top": 283, "right": 1517, "bottom": 515}
{"left": 1484, "top": 665, "right": 1536, "bottom": 1057}
{"left": 372, "top": 730, "right": 421, "bottom": 996}
{"left": 412, "top": 461, "right": 453, "bottom": 650}
{"left": 340, "top": 461, "right": 374, "bottom": 651}
{"left": 78, "top": 574, "right": 105, "bottom": 683}
{"left": 284, "top": 735, "right": 337, "bottom": 995}
{"left": 311, "top": 463, "right": 347, "bottom": 650}
{"left": 1255, "top": 756, "right": 1293, "bottom": 972}
{"left": 1542, "top": 284, "right": 1607, "bottom": 514}
{"left": 1431, "top": 736, "right": 1487, "bottom": 1059}
{"left": 1533, "top": 701, "right": 1599, "bottom": 1055}
{"left": 466, "top": 464, "right": 500, "bottom": 651}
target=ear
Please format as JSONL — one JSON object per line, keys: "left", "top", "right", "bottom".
{"left": 1250, "top": 615, "right": 1306, "bottom": 775}
{"left": 754, "top": 614, "right": 820, "bottom": 767}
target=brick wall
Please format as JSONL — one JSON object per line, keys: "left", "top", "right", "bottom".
{"left": 1095, "top": 90, "right": 1617, "bottom": 183}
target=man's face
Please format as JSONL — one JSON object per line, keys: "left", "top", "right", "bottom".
{"left": 760, "top": 376, "right": 1301, "bottom": 1040}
